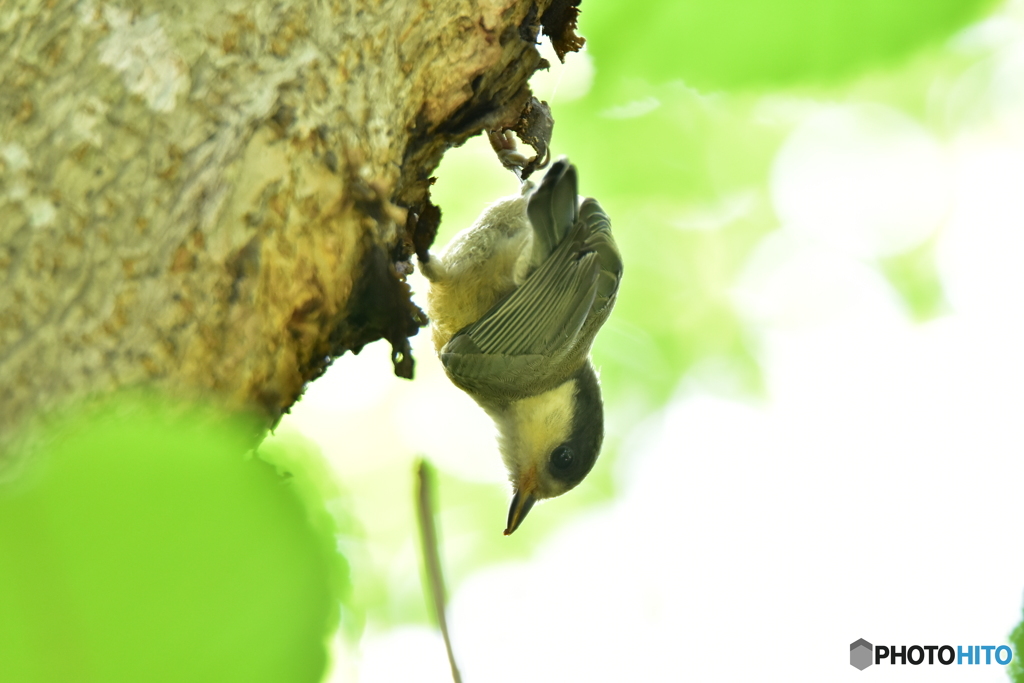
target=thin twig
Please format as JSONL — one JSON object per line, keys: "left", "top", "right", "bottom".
{"left": 415, "top": 459, "right": 462, "bottom": 683}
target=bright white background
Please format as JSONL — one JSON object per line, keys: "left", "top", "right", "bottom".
{"left": 278, "top": 3, "right": 1024, "bottom": 680}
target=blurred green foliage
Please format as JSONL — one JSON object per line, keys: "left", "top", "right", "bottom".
{"left": 537, "top": 0, "right": 998, "bottom": 409}
{"left": 1012, "top": 615, "right": 1024, "bottom": 682}
{"left": 582, "top": 0, "right": 999, "bottom": 92}
{"left": 0, "top": 398, "right": 349, "bottom": 683}
{"left": 1, "top": 0, "right": 1015, "bottom": 678}
{"left": 879, "top": 237, "right": 949, "bottom": 321}
{"left": 423, "top": 0, "right": 1002, "bottom": 631}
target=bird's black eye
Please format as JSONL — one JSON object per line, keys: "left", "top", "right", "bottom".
{"left": 550, "top": 445, "right": 574, "bottom": 471}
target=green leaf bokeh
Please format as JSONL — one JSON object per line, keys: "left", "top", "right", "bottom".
{"left": 0, "top": 400, "right": 348, "bottom": 683}
{"left": 412, "top": 0, "right": 1003, "bottom": 642}
{"left": 583, "top": 0, "right": 999, "bottom": 92}
{"left": 3, "top": 0, "right": 1020, "bottom": 678}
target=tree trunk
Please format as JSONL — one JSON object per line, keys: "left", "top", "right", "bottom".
{"left": 0, "top": 0, "right": 576, "bottom": 467}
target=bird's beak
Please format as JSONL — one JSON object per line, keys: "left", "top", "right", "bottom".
{"left": 505, "top": 469, "right": 538, "bottom": 535}
{"left": 505, "top": 490, "right": 536, "bottom": 535}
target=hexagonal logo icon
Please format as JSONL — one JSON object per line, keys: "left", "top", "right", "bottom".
{"left": 850, "top": 639, "right": 873, "bottom": 670}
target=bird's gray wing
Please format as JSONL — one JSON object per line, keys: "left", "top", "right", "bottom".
{"left": 455, "top": 159, "right": 607, "bottom": 360}
{"left": 579, "top": 197, "right": 622, "bottom": 310}
{"left": 526, "top": 158, "right": 578, "bottom": 268}
{"left": 440, "top": 219, "right": 602, "bottom": 395}
{"left": 441, "top": 160, "right": 621, "bottom": 398}
{"left": 445, "top": 223, "right": 600, "bottom": 354}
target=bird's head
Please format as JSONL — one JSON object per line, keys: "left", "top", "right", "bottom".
{"left": 492, "top": 362, "right": 605, "bottom": 535}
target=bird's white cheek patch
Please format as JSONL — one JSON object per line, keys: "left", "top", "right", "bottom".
{"left": 499, "top": 380, "right": 576, "bottom": 475}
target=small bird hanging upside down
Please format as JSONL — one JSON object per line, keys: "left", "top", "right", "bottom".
{"left": 421, "top": 156, "right": 622, "bottom": 535}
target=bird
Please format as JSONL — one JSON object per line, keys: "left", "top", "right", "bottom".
{"left": 421, "top": 157, "right": 622, "bottom": 534}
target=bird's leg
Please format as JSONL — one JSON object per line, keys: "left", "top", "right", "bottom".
{"left": 488, "top": 130, "right": 530, "bottom": 179}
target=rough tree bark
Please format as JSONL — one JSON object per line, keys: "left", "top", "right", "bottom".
{"left": 0, "top": 0, "right": 582, "bottom": 469}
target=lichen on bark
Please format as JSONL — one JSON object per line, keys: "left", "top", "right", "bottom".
{"left": 0, "top": 0, "right": 578, "bottom": 468}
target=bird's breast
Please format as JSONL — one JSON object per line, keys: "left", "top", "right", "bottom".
{"left": 427, "top": 225, "right": 533, "bottom": 352}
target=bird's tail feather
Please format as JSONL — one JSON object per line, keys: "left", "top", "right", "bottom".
{"left": 527, "top": 158, "right": 578, "bottom": 266}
